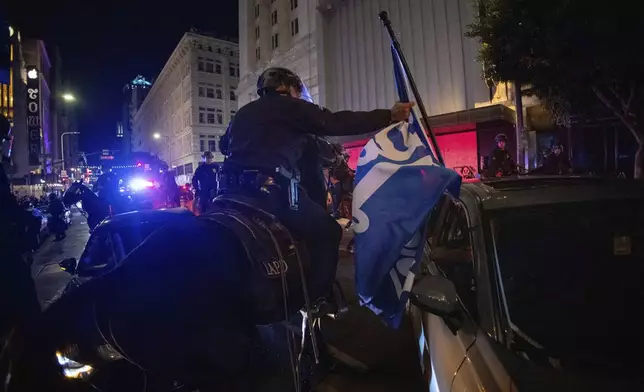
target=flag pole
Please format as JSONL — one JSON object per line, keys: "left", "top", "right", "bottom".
{"left": 378, "top": 11, "right": 445, "bottom": 166}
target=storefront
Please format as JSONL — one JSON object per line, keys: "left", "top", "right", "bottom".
{"left": 338, "top": 104, "right": 517, "bottom": 177}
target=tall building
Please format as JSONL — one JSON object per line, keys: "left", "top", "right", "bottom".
{"left": 121, "top": 75, "right": 151, "bottom": 154}
{"left": 2, "top": 25, "right": 34, "bottom": 182}
{"left": 238, "top": 0, "right": 318, "bottom": 107}
{"left": 238, "top": 0, "right": 542, "bottom": 172}
{"left": 133, "top": 31, "right": 239, "bottom": 184}
{"left": 21, "top": 39, "right": 55, "bottom": 176}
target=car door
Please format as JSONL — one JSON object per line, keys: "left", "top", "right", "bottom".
{"left": 422, "top": 198, "right": 481, "bottom": 392}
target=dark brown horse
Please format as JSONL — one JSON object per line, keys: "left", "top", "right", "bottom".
{"left": 62, "top": 181, "right": 111, "bottom": 232}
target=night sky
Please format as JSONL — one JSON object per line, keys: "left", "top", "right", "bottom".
{"left": 7, "top": 0, "right": 239, "bottom": 154}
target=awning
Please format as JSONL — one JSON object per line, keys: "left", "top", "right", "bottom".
{"left": 330, "top": 104, "right": 516, "bottom": 145}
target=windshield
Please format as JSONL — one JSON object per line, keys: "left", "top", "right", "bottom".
{"left": 490, "top": 199, "right": 644, "bottom": 372}
{"left": 78, "top": 220, "right": 164, "bottom": 272}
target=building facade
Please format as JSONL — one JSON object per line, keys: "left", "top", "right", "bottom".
{"left": 133, "top": 31, "right": 239, "bottom": 184}
{"left": 238, "top": 0, "right": 318, "bottom": 107}
{"left": 237, "top": 0, "right": 551, "bottom": 173}
{"left": 121, "top": 75, "right": 151, "bottom": 154}
{"left": 21, "top": 39, "right": 55, "bottom": 177}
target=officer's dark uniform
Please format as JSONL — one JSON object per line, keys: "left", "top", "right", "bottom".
{"left": 192, "top": 155, "right": 219, "bottom": 213}
{"left": 542, "top": 147, "right": 571, "bottom": 174}
{"left": 223, "top": 69, "right": 392, "bottom": 303}
{"left": 487, "top": 134, "right": 516, "bottom": 177}
{"left": 298, "top": 136, "right": 332, "bottom": 210}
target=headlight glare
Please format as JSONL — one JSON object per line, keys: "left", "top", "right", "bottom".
{"left": 56, "top": 351, "right": 94, "bottom": 380}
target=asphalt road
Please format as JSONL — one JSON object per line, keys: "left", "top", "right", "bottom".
{"left": 31, "top": 209, "right": 90, "bottom": 307}
{"left": 30, "top": 214, "right": 423, "bottom": 391}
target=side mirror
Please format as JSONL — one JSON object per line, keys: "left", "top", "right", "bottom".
{"left": 410, "top": 274, "right": 463, "bottom": 334}
{"left": 59, "top": 257, "right": 77, "bottom": 274}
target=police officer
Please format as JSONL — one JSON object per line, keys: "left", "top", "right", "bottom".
{"left": 192, "top": 151, "right": 219, "bottom": 213}
{"left": 542, "top": 143, "right": 572, "bottom": 175}
{"left": 222, "top": 67, "right": 413, "bottom": 305}
{"left": 487, "top": 133, "right": 516, "bottom": 177}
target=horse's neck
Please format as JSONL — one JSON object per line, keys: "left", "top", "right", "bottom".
{"left": 81, "top": 187, "right": 101, "bottom": 207}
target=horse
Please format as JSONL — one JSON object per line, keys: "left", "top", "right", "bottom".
{"left": 9, "top": 190, "right": 338, "bottom": 392}
{"left": 62, "top": 181, "right": 111, "bottom": 232}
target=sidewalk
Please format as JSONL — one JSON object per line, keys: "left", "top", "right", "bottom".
{"left": 31, "top": 211, "right": 90, "bottom": 307}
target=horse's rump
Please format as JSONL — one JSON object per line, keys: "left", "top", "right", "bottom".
{"left": 204, "top": 196, "right": 309, "bottom": 325}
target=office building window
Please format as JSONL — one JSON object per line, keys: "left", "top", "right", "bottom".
{"left": 208, "top": 139, "right": 217, "bottom": 152}
{"left": 272, "top": 33, "right": 279, "bottom": 50}
{"left": 216, "top": 87, "right": 223, "bottom": 100}
{"left": 271, "top": 10, "right": 278, "bottom": 25}
{"left": 255, "top": 3, "right": 260, "bottom": 18}
{"left": 216, "top": 109, "right": 223, "bottom": 124}
{"left": 256, "top": 47, "right": 261, "bottom": 61}
{"left": 198, "top": 86, "right": 205, "bottom": 97}
{"left": 291, "top": 0, "right": 298, "bottom": 10}
{"left": 198, "top": 107, "right": 206, "bottom": 124}
{"left": 199, "top": 135, "right": 206, "bottom": 152}
{"left": 206, "top": 108, "right": 215, "bottom": 124}
{"left": 199, "top": 57, "right": 215, "bottom": 73}
{"left": 206, "top": 87, "right": 215, "bottom": 98}
{"left": 215, "top": 61, "right": 222, "bottom": 74}
{"left": 198, "top": 58, "right": 205, "bottom": 72}
{"left": 229, "top": 64, "right": 236, "bottom": 77}
{"left": 255, "top": 26, "right": 260, "bottom": 40}
{"left": 230, "top": 110, "right": 236, "bottom": 121}
{"left": 230, "top": 90, "right": 236, "bottom": 101}
{"left": 291, "top": 18, "right": 299, "bottom": 36}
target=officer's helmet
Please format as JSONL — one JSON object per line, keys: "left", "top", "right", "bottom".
{"left": 256, "top": 67, "right": 313, "bottom": 103}
{"left": 495, "top": 133, "right": 508, "bottom": 143}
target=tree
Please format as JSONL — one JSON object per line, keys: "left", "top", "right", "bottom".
{"left": 467, "top": 0, "right": 644, "bottom": 178}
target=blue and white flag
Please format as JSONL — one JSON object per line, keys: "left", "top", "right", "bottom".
{"left": 352, "top": 47, "right": 462, "bottom": 328}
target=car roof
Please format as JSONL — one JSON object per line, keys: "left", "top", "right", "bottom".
{"left": 461, "top": 176, "right": 644, "bottom": 211}
{"left": 100, "top": 208, "right": 194, "bottom": 227}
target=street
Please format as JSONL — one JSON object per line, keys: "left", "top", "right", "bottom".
{"left": 30, "top": 213, "right": 423, "bottom": 391}
{"left": 32, "top": 209, "right": 89, "bottom": 307}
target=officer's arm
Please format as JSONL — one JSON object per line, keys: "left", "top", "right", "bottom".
{"left": 293, "top": 99, "right": 392, "bottom": 136}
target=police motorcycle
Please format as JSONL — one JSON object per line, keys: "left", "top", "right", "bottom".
{"left": 6, "top": 81, "right": 348, "bottom": 392}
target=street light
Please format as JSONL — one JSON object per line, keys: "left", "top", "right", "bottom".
{"left": 153, "top": 133, "right": 171, "bottom": 163}
{"left": 61, "top": 132, "right": 80, "bottom": 172}
{"left": 62, "top": 93, "right": 76, "bottom": 102}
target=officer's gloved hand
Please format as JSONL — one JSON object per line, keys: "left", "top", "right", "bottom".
{"left": 390, "top": 102, "right": 415, "bottom": 122}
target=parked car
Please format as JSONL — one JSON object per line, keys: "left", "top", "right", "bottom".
{"left": 59, "top": 208, "right": 195, "bottom": 294}
{"left": 409, "top": 176, "right": 644, "bottom": 391}
{"left": 24, "top": 206, "right": 49, "bottom": 249}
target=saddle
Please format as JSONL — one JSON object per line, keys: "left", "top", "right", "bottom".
{"left": 199, "top": 195, "right": 310, "bottom": 325}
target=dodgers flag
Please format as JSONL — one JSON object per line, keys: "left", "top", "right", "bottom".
{"left": 352, "top": 47, "right": 462, "bottom": 328}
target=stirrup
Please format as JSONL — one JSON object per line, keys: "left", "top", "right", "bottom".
{"left": 305, "top": 282, "right": 349, "bottom": 320}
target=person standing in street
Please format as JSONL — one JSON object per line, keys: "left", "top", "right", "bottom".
{"left": 48, "top": 192, "right": 67, "bottom": 241}
{"left": 192, "top": 151, "right": 219, "bottom": 214}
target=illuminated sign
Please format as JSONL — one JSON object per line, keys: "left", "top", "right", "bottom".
{"left": 26, "top": 66, "right": 41, "bottom": 166}
{"left": 27, "top": 68, "right": 38, "bottom": 79}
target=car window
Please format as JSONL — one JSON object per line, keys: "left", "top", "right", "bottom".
{"left": 78, "top": 228, "right": 118, "bottom": 270}
{"left": 432, "top": 201, "right": 478, "bottom": 320}
{"left": 112, "top": 221, "right": 165, "bottom": 256}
